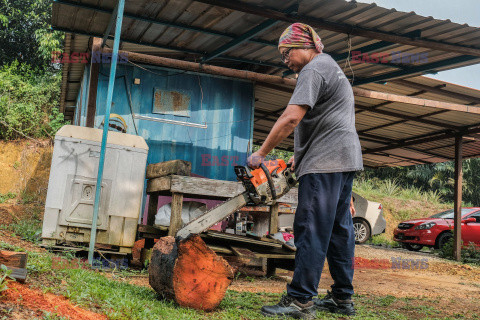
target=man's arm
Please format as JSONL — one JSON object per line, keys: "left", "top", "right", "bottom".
{"left": 247, "top": 104, "right": 308, "bottom": 168}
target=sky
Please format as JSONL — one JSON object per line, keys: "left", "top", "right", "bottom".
{"left": 357, "top": 0, "right": 480, "bottom": 90}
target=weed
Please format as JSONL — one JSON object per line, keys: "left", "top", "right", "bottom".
{"left": 380, "top": 179, "right": 400, "bottom": 196}
{"left": 0, "top": 264, "right": 14, "bottom": 293}
{"left": 13, "top": 161, "right": 20, "bottom": 169}
{"left": 1, "top": 218, "right": 42, "bottom": 243}
{"left": 437, "top": 238, "right": 480, "bottom": 265}
{"left": 37, "top": 311, "right": 69, "bottom": 320}
{"left": 0, "top": 242, "right": 25, "bottom": 252}
{"left": 0, "top": 192, "right": 16, "bottom": 203}
{"left": 367, "top": 234, "right": 401, "bottom": 248}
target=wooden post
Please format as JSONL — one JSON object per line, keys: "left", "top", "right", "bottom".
{"left": 266, "top": 258, "right": 276, "bottom": 277}
{"left": 145, "top": 193, "right": 159, "bottom": 248}
{"left": 168, "top": 192, "right": 184, "bottom": 236}
{"left": 453, "top": 135, "right": 463, "bottom": 261}
{"left": 269, "top": 203, "right": 279, "bottom": 235}
{"left": 86, "top": 37, "right": 102, "bottom": 128}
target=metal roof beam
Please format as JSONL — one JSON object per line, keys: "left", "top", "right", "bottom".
{"left": 101, "top": 2, "right": 118, "bottom": 48}
{"left": 359, "top": 132, "right": 451, "bottom": 160}
{"left": 392, "top": 79, "right": 480, "bottom": 105}
{"left": 354, "top": 87, "right": 480, "bottom": 114}
{"left": 353, "top": 55, "right": 479, "bottom": 86}
{"left": 194, "top": 0, "right": 480, "bottom": 57}
{"left": 51, "top": 27, "right": 286, "bottom": 70}
{"left": 363, "top": 124, "right": 480, "bottom": 155}
{"left": 355, "top": 104, "right": 458, "bottom": 129}
{"left": 358, "top": 110, "right": 449, "bottom": 134}
{"left": 202, "top": 3, "right": 298, "bottom": 62}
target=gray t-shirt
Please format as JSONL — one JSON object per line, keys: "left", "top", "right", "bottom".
{"left": 288, "top": 53, "right": 363, "bottom": 178}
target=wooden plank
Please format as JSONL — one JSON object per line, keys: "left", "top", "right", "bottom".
{"left": 145, "top": 193, "right": 159, "bottom": 248}
{"left": 255, "top": 253, "right": 296, "bottom": 259}
{"left": 146, "top": 176, "right": 172, "bottom": 193}
{"left": 137, "top": 224, "right": 167, "bottom": 234}
{"left": 168, "top": 192, "right": 184, "bottom": 236}
{"left": 0, "top": 251, "right": 27, "bottom": 269}
{"left": 202, "top": 231, "right": 283, "bottom": 249}
{"left": 86, "top": 37, "right": 101, "bottom": 128}
{"left": 239, "top": 204, "right": 296, "bottom": 214}
{"left": 146, "top": 160, "right": 192, "bottom": 179}
{"left": 230, "top": 246, "right": 257, "bottom": 259}
{"left": 269, "top": 203, "right": 279, "bottom": 235}
{"left": 170, "top": 175, "right": 244, "bottom": 198}
{"left": 6, "top": 267, "right": 27, "bottom": 283}
{"left": 207, "top": 245, "right": 233, "bottom": 255}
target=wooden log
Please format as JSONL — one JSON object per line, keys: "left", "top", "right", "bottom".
{"left": 146, "top": 160, "right": 191, "bottom": 179}
{"left": 0, "top": 251, "right": 28, "bottom": 283}
{"left": 0, "top": 251, "right": 27, "bottom": 268}
{"left": 149, "top": 235, "right": 234, "bottom": 311}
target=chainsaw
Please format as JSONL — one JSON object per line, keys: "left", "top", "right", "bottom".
{"left": 176, "top": 159, "right": 297, "bottom": 238}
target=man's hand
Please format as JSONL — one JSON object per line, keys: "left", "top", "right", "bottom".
{"left": 350, "top": 197, "right": 356, "bottom": 217}
{"left": 247, "top": 151, "right": 266, "bottom": 169}
{"left": 287, "top": 156, "right": 295, "bottom": 171}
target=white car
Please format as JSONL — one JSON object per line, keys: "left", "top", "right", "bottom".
{"left": 352, "top": 192, "right": 387, "bottom": 244}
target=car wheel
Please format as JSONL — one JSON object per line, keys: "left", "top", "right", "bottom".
{"left": 403, "top": 243, "right": 423, "bottom": 251}
{"left": 436, "top": 232, "right": 453, "bottom": 250}
{"left": 353, "top": 219, "right": 371, "bottom": 244}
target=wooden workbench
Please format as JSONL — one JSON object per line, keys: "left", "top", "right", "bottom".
{"left": 141, "top": 173, "right": 298, "bottom": 275}
{"left": 145, "top": 174, "right": 298, "bottom": 236}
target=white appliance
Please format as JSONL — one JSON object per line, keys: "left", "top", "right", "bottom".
{"left": 41, "top": 125, "right": 148, "bottom": 253}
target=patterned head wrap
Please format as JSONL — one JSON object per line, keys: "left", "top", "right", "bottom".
{"left": 278, "top": 23, "right": 324, "bottom": 52}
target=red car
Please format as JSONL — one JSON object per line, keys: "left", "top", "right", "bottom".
{"left": 393, "top": 208, "right": 480, "bottom": 251}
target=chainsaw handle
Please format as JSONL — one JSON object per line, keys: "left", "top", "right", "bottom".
{"left": 260, "top": 163, "right": 277, "bottom": 200}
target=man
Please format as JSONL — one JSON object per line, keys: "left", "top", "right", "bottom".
{"left": 247, "top": 23, "right": 363, "bottom": 318}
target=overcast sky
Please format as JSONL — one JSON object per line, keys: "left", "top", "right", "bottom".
{"left": 357, "top": 0, "right": 480, "bottom": 90}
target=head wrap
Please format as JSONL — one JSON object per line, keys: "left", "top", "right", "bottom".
{"left": 278, "top": 23, "right": 324, "bottom": 52}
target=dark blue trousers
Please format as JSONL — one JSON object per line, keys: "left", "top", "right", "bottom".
{"left": 287, "top": 172, "right": 355, "bottom": 301}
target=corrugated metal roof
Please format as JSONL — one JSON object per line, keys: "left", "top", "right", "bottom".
{"left": 53, "top": 0, "right": 480, "bottom": 167}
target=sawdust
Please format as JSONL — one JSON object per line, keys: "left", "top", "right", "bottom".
{"left": 0, "top": 281, "right": 107, "bottom": 320}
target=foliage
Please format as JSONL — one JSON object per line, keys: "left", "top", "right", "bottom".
{"left": 0, "top": 264, "right": 13, "bottom": 294}
{"left": 438, "top": 237, "right": 480, "bottom": 265}
{"left": 0, "top": 192, "right": 16, "bottom": 203}
{"left": 0, "top": 214, "right": 43, "bottom": 243}
{"left": 0, "top": 0, "right": 64, "bottom": 70}
{"left": 358, "top": 159, "right": 480, "bottom": 206}
{"left": 0, "top": 61, "right": 66, "bottom": 140}
{"left": 253, "top": 144, "right": 293, "bottom": 163}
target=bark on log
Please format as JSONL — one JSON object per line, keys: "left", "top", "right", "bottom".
{"left": 149, "top": 235, "right": 234, "bottom": 311}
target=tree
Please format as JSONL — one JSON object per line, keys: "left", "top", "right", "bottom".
{"left": 0, "top": 0, "right": 63, "bottom": 71}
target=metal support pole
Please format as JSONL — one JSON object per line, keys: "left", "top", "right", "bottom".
{"left": 88, "top": 0, "right": 125, "bottom": 265}
{"left": 453, "top": 135, "right": 463, "bottom": 261}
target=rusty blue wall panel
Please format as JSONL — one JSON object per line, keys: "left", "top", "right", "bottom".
{"left": 79, "top": 63, "right": 254, "bottom": 181}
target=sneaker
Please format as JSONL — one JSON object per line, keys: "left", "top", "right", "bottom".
{"left": 313, "top": 291, "right": 356, "bottom": 316}
{"left": 261, "top": 294, "right": 315, "bottom": 319}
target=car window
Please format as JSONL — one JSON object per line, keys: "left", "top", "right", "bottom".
{"left": 430, "top": 209, "right": 476, "bottom": 219}
{"left": 466, "top": 211, "right": 480, "bottom": 222}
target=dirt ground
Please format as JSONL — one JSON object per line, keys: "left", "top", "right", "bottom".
{"left": 121, "top": 244, "right": 480, "bottom": 318}
{"left": 1, "top": 228, "right": 480, "bottom": 319}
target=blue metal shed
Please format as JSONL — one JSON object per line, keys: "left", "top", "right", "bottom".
{"left": 73, "top": 63, "right": 254, "bottom": 181}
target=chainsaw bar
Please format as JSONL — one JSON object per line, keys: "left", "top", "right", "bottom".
{"left": 176, "top": 192, "right": 250, "bottom": 239}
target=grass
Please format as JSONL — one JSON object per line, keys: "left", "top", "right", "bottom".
{"left": 20, "top": 249, "right": 473, "bottom": 320}
{"left": 0, "top": 205, "right": 43, "bottom": 243}
{"left": 0, "top": 192, "right": 16, "bottom": 203}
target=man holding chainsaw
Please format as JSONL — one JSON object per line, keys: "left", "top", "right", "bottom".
{"left": 247, "top": 23, "right": 363, "bottom": 318}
